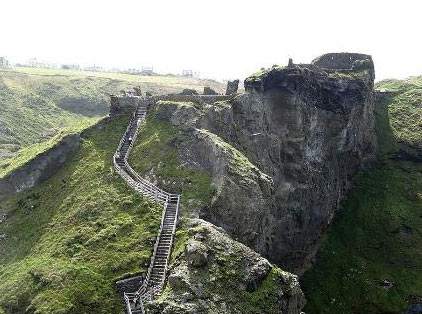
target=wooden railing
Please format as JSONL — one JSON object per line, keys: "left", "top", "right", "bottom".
{"left": 113, "top": 99, "right": 180, "bottom": 314}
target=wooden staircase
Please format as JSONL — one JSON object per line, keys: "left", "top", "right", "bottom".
{"left": 113, "top": 99, "right": 180, "bottom": 314}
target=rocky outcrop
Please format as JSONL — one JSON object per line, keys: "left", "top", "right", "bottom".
{"left": 180, "top": 89, "right": 199, "bottom": 96}
{"left": 223, "top": 61, "right": 377, "bottom": 271}
{"left": 110, "top": 95, "right": 143, "bottom": 117}
{"left": 225, "top": 80, "right": 239, "bottom": 95}
{"left": 203, "top": 87, "right": 218, "bottom": 95}
{"left": 0, "top": 134, "right": 81, "bottom": 200}
{"left": 146, "top": 53, "right": 378, "bottom": 272}
{"left": 145, "top": 219, "right": 305, "bottom": 314}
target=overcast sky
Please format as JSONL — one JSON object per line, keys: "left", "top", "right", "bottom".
{"left": 1, "top": 0, "right": 421, "bottom": 81}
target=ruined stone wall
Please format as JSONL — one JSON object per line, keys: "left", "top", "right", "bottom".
{"left": 311, "top": 52, "right": 373, "bottom": 71}
{"left": 153, "top": 94, "right": 233, "bottom": 104}
{"left": 109, "top": 95, "right": 142, "bottom": 117}
{"left": 109, "top": 94, "right": 234, "bottom": 118}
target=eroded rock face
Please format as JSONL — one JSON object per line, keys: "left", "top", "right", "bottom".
{"left": 185, "top": 240, "right": 208, "bottom": 267}
{"left": 203, "top": 87, "right": 218, "bottom": 95}
{"left": 227, "top": 63, "right": 378, "bottom": 270}
{"left": 0, "top": 134, "right": 81, "bottom": 200}
{"left": 145, "top": 219, "right": 305, "bottom": 314}
{"left": 109, "top": 95, "right": 143, "bottom": 117}
{"left": 225, "top": 80, "right": 239, "bottom": 95}
{"left": 149, "top": 54, "right": 377, "bottom": 272}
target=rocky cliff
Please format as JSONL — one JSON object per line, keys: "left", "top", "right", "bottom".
{"left": 133, "top": 53, "right": 378, "bottom": 273}
{"left": 146, "top": 219, "right": 305, "bottom": 314}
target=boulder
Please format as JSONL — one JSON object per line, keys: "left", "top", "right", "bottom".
{"left": 185, "top": 240, "right": 208, "bottom": 267}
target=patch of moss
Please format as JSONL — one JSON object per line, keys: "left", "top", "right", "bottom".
{"left": 245, "top": 267, "right": 294, "bottom": 313}
{"left": 323, "top": 69, "right": 370, "bottom": 79}
{"left": 244, "top": 68, "right": 271, "bottom": 84}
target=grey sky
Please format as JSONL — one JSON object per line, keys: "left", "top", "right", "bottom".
{"left": 1, "top": 0, "right": 421, "bottom": 81}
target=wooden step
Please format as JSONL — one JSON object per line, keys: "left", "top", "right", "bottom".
{"left": 151, "top": 268, "right": 165, "bottom": 273}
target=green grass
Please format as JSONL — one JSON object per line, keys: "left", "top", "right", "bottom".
{"left": 0, "top": 115, "right": 162, "bottom": 314}
{"left": 128, "top": 105, "right": 215, "bottom": 215}
{"left": 301, "top": 77, "right": 422, "bottom": 314}
{"left": 11, "top": 67, "right": 225, "bottom": 93}
{"left": 0, "top": 67, "right": 224, "bottom": 177}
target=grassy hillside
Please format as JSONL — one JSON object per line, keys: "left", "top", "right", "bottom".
{"left": 0, "top": 67, "right": 224, "bottom": 177}
{"left": 0, "top": 100, "right": 297, "bottom": 314}
{"left": 302, "top": 77, "right": 422, "bottom": 313}
{"left": 0, "top": 115, "right": 162, "bottom": 314}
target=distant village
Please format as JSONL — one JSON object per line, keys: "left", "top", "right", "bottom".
{"left": 0, "top": 56, "right": 201, "bottom": 78}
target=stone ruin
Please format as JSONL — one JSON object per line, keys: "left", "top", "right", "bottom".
{"left": 288, "top": 58, "right": 294, "bottom": 67}
{"left": 179, "top": 89, "right": 198, "bottom": 96}
{"left": 311, "top": 52, "right": 374, "bottom": 76}
{"left": 203, "top": 86, "right": 218, "bottom": 95}
{"left": 110, "top": 78, "right": 242, "bottom": 118}
{"left": 225, "top": 80, "right": 239, "bottom": 95}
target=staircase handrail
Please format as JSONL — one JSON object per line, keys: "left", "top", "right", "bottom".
{"left": 114, "top": 100, "right": 180, "bottom": 314}
{"left": 160, "top": 195, "right": 180, "bottom": 288}
{"left": 136, "top": 197, "right": 168, "bottom": 295}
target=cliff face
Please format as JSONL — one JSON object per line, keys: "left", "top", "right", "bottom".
{"left": 147, "top": 53, "right": 378, "bottom": 272}
{"left": 222, "top": 57, "right": 378, "bottom": 270}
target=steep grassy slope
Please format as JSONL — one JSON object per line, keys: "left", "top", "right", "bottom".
{"left": 0, "top": 67, "right": 224, "bottom": 177}
{"left": 0, "top": 115, "right": 162, "bottom": 314}
{"left": 128, "top": 104, "right": 215, "bottom": 216}
{"left": 302, "top": 77, "right": 422, "bottom": 313}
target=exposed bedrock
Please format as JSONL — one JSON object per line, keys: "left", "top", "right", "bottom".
{"left": 0, "top": 134, "right": 81, "bottom": 200}
{"left": 0, "top": 118, "right": 108, "bottom": 200}
{"left": 230, "top": 64, "right": 377, "bottom": 271}
{"left": 145, "top": 53, "right": 378, "bottom": 272}
{"left": 145, "top": 219, "right": 305, "bottom": 314}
